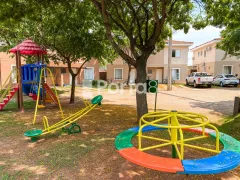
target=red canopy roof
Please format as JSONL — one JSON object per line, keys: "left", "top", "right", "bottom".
{"left": 9, "top": 39, "right": 47, "bottom": 55}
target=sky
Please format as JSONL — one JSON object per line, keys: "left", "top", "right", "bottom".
{"left": 173, "top": 26, "right": 223, "bottom": 65}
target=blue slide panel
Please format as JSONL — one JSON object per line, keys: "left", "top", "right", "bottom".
{"left": 179, "top": 150, "right": 240, "bottom": 175}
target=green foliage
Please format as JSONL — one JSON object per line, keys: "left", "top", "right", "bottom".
{"left": 205, "top": 0, "right": 240, "bottom": 57}
{"left": 0, "top": 0, "right": 117, "bottom": 103}
{"left": 92, "top": 80, "right": 105, "bottom": 86}
{"left": 217, "top": 28, "right": 240, "bottom": 58}
{"left": 0, "top": 0, "right": 116, "bottom": 64}
{"left": 92, "top": 80, "right": 98, "bottom": 86}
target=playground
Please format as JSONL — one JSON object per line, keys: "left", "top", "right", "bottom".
{"left": 0, "top": 40, "right": 239, "bottom": 179}
{"left": 0, "top": 96, "right": 240, "bottom": 179}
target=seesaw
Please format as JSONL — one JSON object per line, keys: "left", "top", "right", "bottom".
{"left": 24, "top": 95, "right": 103, "bottom": 141}
{"left": 115, "top": 110, "right": 240, "bottom": 174}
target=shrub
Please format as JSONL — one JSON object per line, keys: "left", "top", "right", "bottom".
{"left": 92, "top": 80, "right": 98, "bottom": 86}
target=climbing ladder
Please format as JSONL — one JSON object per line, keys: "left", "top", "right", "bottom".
{"left": 0, "top": 69, "right": 19, "bottom": 110}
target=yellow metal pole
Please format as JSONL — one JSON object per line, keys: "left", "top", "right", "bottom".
{"left": 170, "top": 110, "right": 178, "bottom": 158}
{"left": 33, "top": 67, "right": 43, "bottom": 124}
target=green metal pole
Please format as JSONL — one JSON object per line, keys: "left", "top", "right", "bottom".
{"left": 154, "top": 92, "right": 157, "bottom": 112}
{"left": 172, "top": 145, "right": 177, "bottom": 158}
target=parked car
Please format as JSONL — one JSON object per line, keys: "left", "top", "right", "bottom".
{"left": 213, "top": 74, "right": 239, "bottom": 87}
{"left": 186, "top": 72, "right": 213, "bottom": 88}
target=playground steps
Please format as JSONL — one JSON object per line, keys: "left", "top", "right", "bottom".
{"left": 43, "top": 83, "right": 58, "bottom": 105}
{"left": 0, "top": 85, "right": 19, "bottom": 110}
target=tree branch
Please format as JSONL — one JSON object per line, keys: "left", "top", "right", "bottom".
{"left": 76, "top": 59, "right": 88, "bottom": 75}
{"left": 91, "top": 0, "right": 136, "bottom": 67}
{"left": 125, "top": 0, "right": 144, "bottom": 46}
{"left": 147, "top": 0, "right": 167, "bottom": 47}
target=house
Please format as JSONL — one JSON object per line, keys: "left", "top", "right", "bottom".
{"left": 106, "top": 40, "right": 193, "bottom": 84}
{"left": 0, "top": 52, "right": 99, "bottom": 87}
{"left": 191, "top": 38, "right": 240, "bottom": 76}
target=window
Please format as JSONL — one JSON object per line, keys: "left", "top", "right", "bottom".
{"left": 84, "top": 67, "right": 94, "bottom": 80}
{"left": 225, "top": 75, "right": 235, "bottom": 78}
{"left": 195, "top": 73, "right": 208, "bottom": 77}
{"left": 204, "top": 50, "right": 207, "bottom": 57}
{"left": 223, "top": 66, "right": 233, "bottom": 74}
{"left": 148, "top": 69, "right": 152, "bottom": 74}
{"left": 198, "top": 52, "right": 200, "bottom": 57}
{"left": 172, "top": 50, "right": 181, "bottom": 58}
{"left": 61, "top": 68, "right": 66, "bottom": 74}
{"left": 114, "top": 68, "right": 123, "bottom": 80}
{"left": 172, "top": 68, "right": 180, "bottom": 80}
{"left": 201, "top": 51, "right": 203, "bottom": 56}
{"left": 216, "top": 75, "right": 223, "bottom": 78}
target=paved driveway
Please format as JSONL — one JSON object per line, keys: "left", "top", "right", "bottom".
{"left": 70, "top": 85, "right": 240, "bottom": 124}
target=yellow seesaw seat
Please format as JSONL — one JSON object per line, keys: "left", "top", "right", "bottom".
{"left": 24, "top": 95, "right": 103, "bottom": 141}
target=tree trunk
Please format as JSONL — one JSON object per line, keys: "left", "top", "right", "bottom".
{"left": 135, "top": 59, "right": 148, "bottom": 121}
{"left": 127, "top": 63, "right": 132, "bottom": 86}
{"left": 70, "top": 75, "right": 76, "bottom": 104}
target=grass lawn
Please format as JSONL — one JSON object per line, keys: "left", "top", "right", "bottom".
{"left": 0, "top": 93, "right": 240, "bottom": 179}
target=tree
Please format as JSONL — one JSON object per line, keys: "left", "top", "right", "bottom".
{"left": 0, "top": 0, "right": 116, "bottom": 103}
{"left": 218, "top": 28, "right": 240, "bottom": 58}
{"left": 126, "top": 63, "right": 132, "bottom": 86}
{"left": 204, "top": 0, "right": 240, "bottom": 57}
{"left": 90, "top": 0, "right": 206, "bottom": 120}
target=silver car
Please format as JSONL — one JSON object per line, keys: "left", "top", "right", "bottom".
{"left": 213, "top": 74, "right": 239, "bottom": 87}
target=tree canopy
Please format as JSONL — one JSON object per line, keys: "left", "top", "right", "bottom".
{"left": 1, "top": 0, "right": 238, "bottom": 120}
{"left": 0, "top": 0, "right": 116, "bottom": 103}
{"left": 90, "top": 0, "right": 223, "bottom": 119}
{"left": 204, "top": 0, "right": 240, "bottom": 57}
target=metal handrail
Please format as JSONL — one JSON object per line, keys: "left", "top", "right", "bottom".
{"left": 0, "top": 69, "right": 19, "bottom": 103}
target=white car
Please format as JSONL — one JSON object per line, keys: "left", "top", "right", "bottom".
{"left": 186, "top": 72, "right": 213, "bottom": 88}
{"left": 213, "top": 74, "right": 239, "bottom": 87}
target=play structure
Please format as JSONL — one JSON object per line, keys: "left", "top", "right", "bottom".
{"left": 24, "top": 95, "right": 103, "bottom": 141}
{"left": 115, "top": 110, "right": 240, "bottom": 174}
{"left": 9, "top": 39, "right": 47, "bottom": 111}
{"left": 1, "top": 39, "right": 48, "bottom": 111}
{"left": 0, "top": 40, "right": 62, "bottom": 115}
{"left": 0, "top": 63, "right": 62, "bottom": 114}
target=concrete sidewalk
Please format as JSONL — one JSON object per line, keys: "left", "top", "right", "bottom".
{"left": 61, "top": 86, "right": 240, "bottom": 124}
